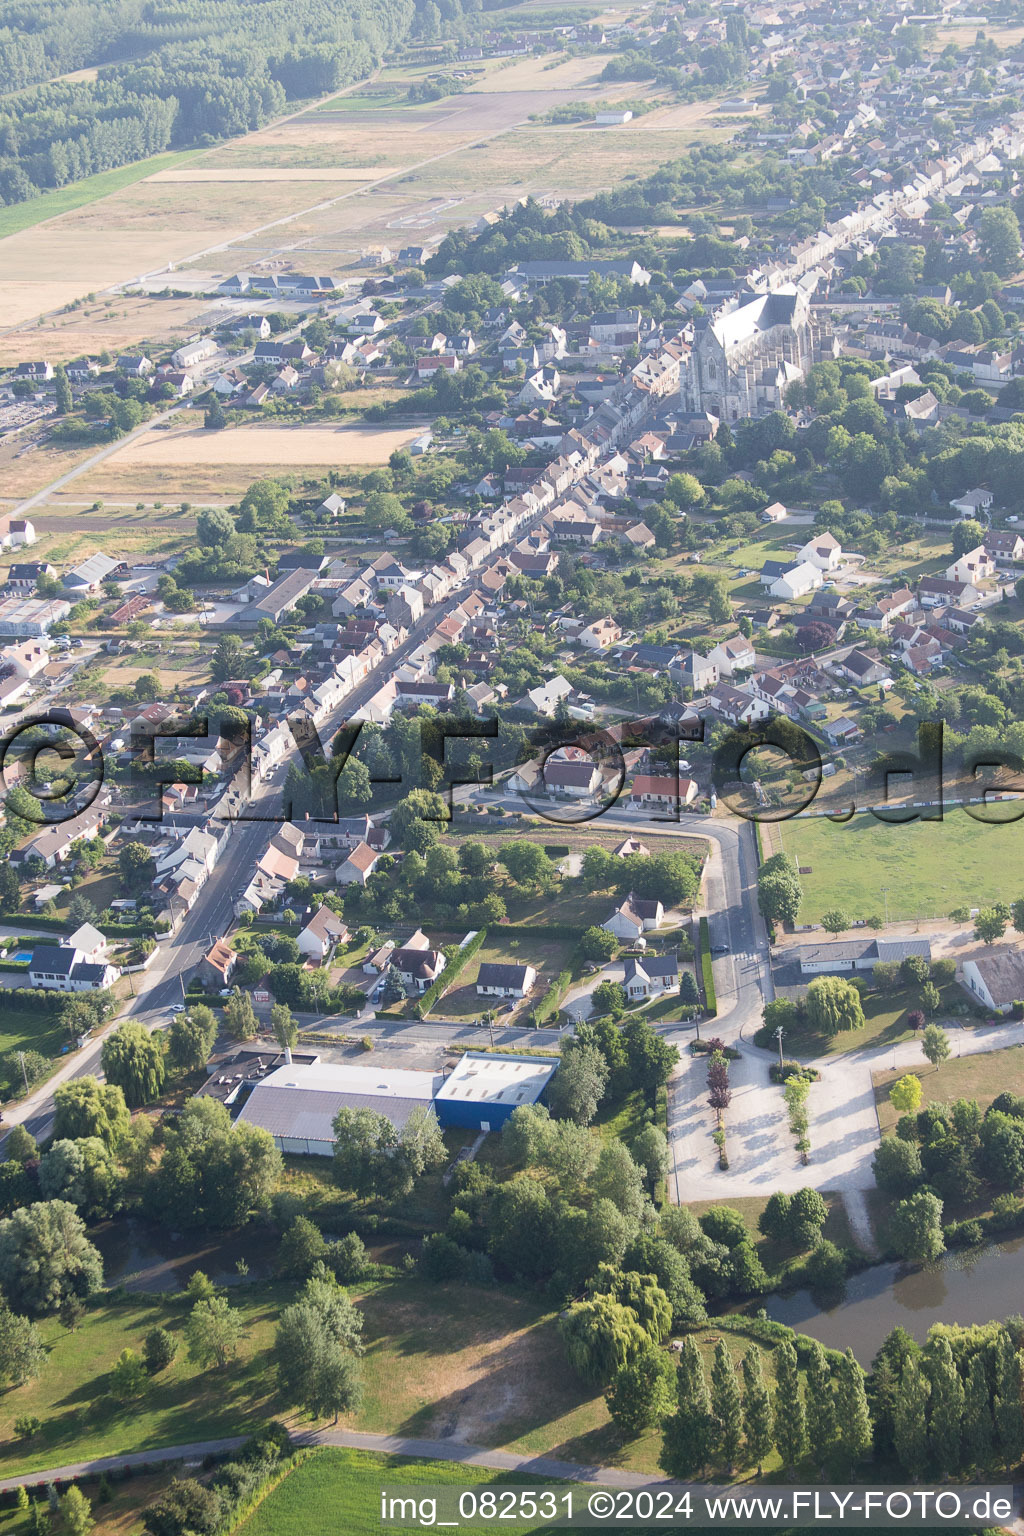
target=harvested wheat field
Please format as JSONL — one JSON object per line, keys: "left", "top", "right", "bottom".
{"left": 464, "top": 54, "right": 607, "bottom": 91}
{"left": 110, "top": 422, "right": 419, "bottom": 469}
{"left": 0, "top": 227, "right": 248, "bottom": 327}
{"left": 0, "top": 296, "right": 215, "bottom": 366}
{"left": 147, "top": 167, "right": 399, "bottom": 183}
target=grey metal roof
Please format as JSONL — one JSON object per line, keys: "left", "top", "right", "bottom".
{"left": 238, "top": 1085, "right": 434, "bottom": 1142}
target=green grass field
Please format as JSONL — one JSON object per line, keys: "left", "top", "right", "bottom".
{"left": 238, "top": 1448, "right": 561, "bottom": 1536}
{"left": 777, "top": 808, "right": 1024, "bottom": 922}
{"left": 0, "top": 1287, "right": 283, "bottom": 1477}
{"left": 0, "top": 151, "right": 205, "bottom": 241}
{"left": 0, "top": 1000, "right": 68, "bottom": 1061}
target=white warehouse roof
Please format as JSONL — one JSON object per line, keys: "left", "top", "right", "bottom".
{"left": 435, "top": 1052, "right": 557, "bottom": 1109}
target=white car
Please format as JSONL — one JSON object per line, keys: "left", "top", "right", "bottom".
{"left": 170, "top": 1004, "right": 186, "bottom": 1014}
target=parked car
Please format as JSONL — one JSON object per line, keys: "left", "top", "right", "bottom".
{"left": 710, "top": 944, "right": 729, "bottom": 955}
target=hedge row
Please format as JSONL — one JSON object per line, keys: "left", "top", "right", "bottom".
{"left": 414, "top": 928, "right": 489, "bottom": 1019}
{"left": 3, "top": 987, "right": 71, "bottom": 1014}
{"left": 0, "top": 914, "right": 157, "bottom": 939}
{"left": 532, "top": 964, "right": 575, "bottom": 1027}
{"left": 500, "top": 923, "right": 587, "bottom": 941}
{"left": 699, "top": 915, "right": 717, "bottom": 1016}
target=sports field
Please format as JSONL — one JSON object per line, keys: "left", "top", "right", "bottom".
{"left": 775, "top": 808, "right": 1024, "bottom": 922}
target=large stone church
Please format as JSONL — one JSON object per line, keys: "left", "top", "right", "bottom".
{"left": 680, "top": 285, "right": 835, "bottom": 421}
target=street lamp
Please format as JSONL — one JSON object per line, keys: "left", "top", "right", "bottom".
{"left": 881, "top": 886, "right": 891, "bottom": 926}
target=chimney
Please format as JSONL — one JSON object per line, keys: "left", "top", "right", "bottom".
{"left": 284, "top": 1045, "right": 293, "bottom": 1065}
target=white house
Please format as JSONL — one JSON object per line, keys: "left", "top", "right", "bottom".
{"left": 475, "top": 962, "right": 537, "bottom": 998}
{"left": 67, "top": 923, "right": 107, "bottom": 964}
{"left": 579, "top": 617, "right": 622, "bottom": 651}
{"left": 797, "top": 531, "right": 842, "bottom": 571}
{"left": 945, "top": 546, "right": 995, "bottom": 586}
{"left": 962, "top": 945, "right": 1024, "bottom": 1015}
{"left": 622, "top": 954, "right": 679, "bottom": 998}
{"left": 602, "top": 896, "right": 664, "bottom": 942}
{"left": 297, "top": 906, "right": 349, "bottom": 962}
{"left": 950, "top": 488, "right": 994, "bottom": 519}
{"left": 769, "top": 561, "right": 822, "bottom": 601}
{"left": 28, "top": 942, "right": 118, "bottom": 992}
{"left": 707, "top": 635, "right": 756, "bottom": 676}
{"left": 335, "top": 842, "right": 380, "bottom": 886}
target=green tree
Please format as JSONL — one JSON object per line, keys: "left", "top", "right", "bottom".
{"left": 741, "top": 1346, "right": 774, "bottom": 1475}
{"left": 873, "top": 1136, "right": 923, "bottom": 1197}
{"left": 54, "top": 366, "right": 72, "bottom": 416}
{"left": 660, "top": 1336, "right": 713, "bottom": 1476}
{"left": 894, "top": 1356, "right": 930, "bottom": 1480}
{"left": 0, "top": 1306, "right": 45, "bottom": 1386}
{"left": 184, "top": 1295, "right": 242, "bottom": 1369}
{"left": 921, "top": 1023, "right": 950, "bottom": 1070}
{"left": 835, "top": 1348, "right": 873, "bottom": 1469}
{"left": 223, "top": 987, "right": 258, "bottom": 1040}
{"left": 0, "top": 1201, "right": 102, "bottom": 1315}
{"left": 277, "top": 1216, "right": 328, "bottom": 1279}
{"left": 167, "top": 1007, "right": 217, "bottom": 1074}
{"left": 979, "top": 205, "right": 1022, "bottom": 276}
{"left": 142, "top": 1327, "right": 177, "bottom": 1374}
{"left": 118, "top": 841, "right": 155, "bottom": 886}
{"left": 332, "top": 1105, "right": 444, "bottom": 1202}
{"left": 890, "top": 1190, "right": 945, "bottom": 1265}
{"left": 756, "top": 854, "right": 802, "bottom": 926}
{"left": 4, "top": 1125, "right": 37, "bottom": 1164}
{"left": 547, "top": 1044, "right": 608, "bottom": 1126}
{"left": 710, "top": 1338, "right": 743, "bottom": 1472}
{"left": 101, "top": 1022, "right": 165, "bottom": 1108}
{"left": 804, "top": 1340, "right": 837, "bottom": 1469}
{"left": 773, "top": 1341, "right": 806, "bottom": 1472}
{"left": 805, "top": 975, "right": 865, "bottom": 1036}
{"left": 820, "top": 909, "right": 849, "bottom": 934}
{"left": 789, "top": 1187, "right": 828, "bottom": 1249}
{"left": 110, "top": 1346, "right": 147, "bottom": 1402}
{"left": 993, "top": 1333, "right": 1024, "bottom": 1470}
{"left": 271, "top": 1002, "right": 298, "bottom": 1055}
{"left": 758, "top": 1191, "right": 792, "bottom": 1242}
{"left": 52, "top": 1078, "right": 130, "bottom": 1150}
{"left": 143, "top": 1479, "right": 223, "bottom": 1536}
{"left": 604, "top": 1340, "right": 674, "bottom": 1435}
{"left": 952, "top": 519, "right": 986, "bottom": 559}
{"left": 579, "top": 926, "right": 616, "bottom": 963}
{"left": 275, "top": 1272, "right": 364, "bottom": 1422}
{"left": 920, "top": 981, "right": 941, "bottom": 1018}
{"left": 924, "top": 1336, "right": 962, "bottom": 1473}
{"left": 632, "top": 1125, "right": 669, "bottom": 1199}
{"left": 60, "top": 1487, "right": 93, "bottom": 1536}
{"left": 964, "top": 1350, "right": 993, "bottom": 1470}
{"left": 974, "top": 907, "right": 1008, "bottom": 945}
{"left": 890, "top": 1075, "right": 923, "bottom": 1116}
{"left": 559, "top": 1296, "right": 647, "bottom": 1386}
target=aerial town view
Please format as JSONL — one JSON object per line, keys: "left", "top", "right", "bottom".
{"left": 8, "top": 0, "right": 1024, "bottom": 1530}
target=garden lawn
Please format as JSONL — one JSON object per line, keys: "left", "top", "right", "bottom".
{"left": 785, "top": 983, "right": 962, "bottom": 1059}
{"left": 0, "top": 1000, "right": 67, "bottom": 1061}
{"left": 428, "top": 934, "right": 576, "bottom": 1019}
{"left": 776, "top": 809, "right": 1024, "bottom": 924}
{"left": 0, "top": 1287, "right": 285, "bottom": 1477}
{"left": 872, "top": 1040, "right": 1024, "bottom": 1133}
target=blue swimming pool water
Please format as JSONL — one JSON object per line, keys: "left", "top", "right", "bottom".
{"left": 12, "top": 951, "right": 31, "bottom": 962}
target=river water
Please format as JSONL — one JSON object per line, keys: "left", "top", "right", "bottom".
{"left": 763, "top": 1237, "right": 1024, "bottom": 1363}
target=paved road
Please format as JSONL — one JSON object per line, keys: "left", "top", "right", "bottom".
{"left": 0, "top": 1424, "right": 675, "bottom": 1494}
